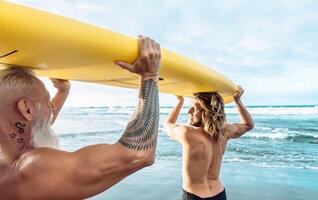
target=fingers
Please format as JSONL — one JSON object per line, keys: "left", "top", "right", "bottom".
{"left": 233, "top": 86, "right": 240, "bottom": 96}
{"left": 145, "top": 37, "right": 152, "bottom": 49}
{"left": 50, "top": 78, "right": 66, "bottom": 86}
{"left": 137, "top": 35, "right": 143, "bottom": 60}
{"left": 114, "top": 61, "right": 134, "bottom": 72}
{"left": 139, "top": 36, "right": 159, "bottom": 53}
{"left": 137, "top": 36, "right": 160, "bottom": 56}
{"left": 50, "top": 78, "right": 58, "bottom": 82}
{"left": 176, "top": 96, "right": 184, "bottom": 101}
{"left": 154, "top": 42, "right": 161, "bottom": 57}
{"left": 138, "top": 35, "right": 147, "bottom": 54}
{"left": 120, "top": 35, "right": 161, "bottom": 77}
{"left": 235, "top": 86, "right": 242, "bottom": 93}
{"left": 141, "top": 36, "right": 160, "bottom": 62}
{"left": 49, "top": 78, "right": 70, "bottom": 91}
{"left": 50, "top": 79, "right": 59, "bottom": 88}
{"left": 50, "top": 78, "right": 68, "bottom": 82}
{"left": 234, "top": 85, "right": 244, "bottom": 100}
{"left": 237, "top": 86, "right": 244, "bottom": 94}
{"left": 154, "top": 41, "right": 161, "bottom": 65}
{"left": 147, "top": 38, "right": 161, "bottom": 69}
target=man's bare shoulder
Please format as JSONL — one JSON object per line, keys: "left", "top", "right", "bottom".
{"left": 17, "top": 148, "right": 67, "bottom": 164}
{"left": 178, "top": 124, "right": 193, "bottom": 131}
{"left": 16, "top": 148, "right": 73, "bottom": 178}
{"left": 178, "top": 124, "right": 198, "bottom": 136}
{"left": 14, "top": 148, "right": 74, "bottom": 187}
{"left": 165, "top": 124, "right": 193, "bottom": 143}
{"left": 2, "top": 148, "right": 75, "bottom": 199}
{"left": 176, "top": 124, "right": 203, "bottom": 142}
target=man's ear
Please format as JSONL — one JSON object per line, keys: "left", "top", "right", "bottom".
{"left": 17, "top": 98, "right": 35, "bottom": 121}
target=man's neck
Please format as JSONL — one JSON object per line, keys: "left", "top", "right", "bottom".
{"left": 0, "top": 115, "right": 32, "bottom": 165}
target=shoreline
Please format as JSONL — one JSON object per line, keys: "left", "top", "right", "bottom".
{"left": 90, "top": 159, "right": 318, "bottom": 200}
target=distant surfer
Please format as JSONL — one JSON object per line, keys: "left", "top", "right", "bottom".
{"left": 0, "top": 36, "right": 161, "bottom": 199}
{"left": 165, "top": 88, "right": 254, "bottom": 200}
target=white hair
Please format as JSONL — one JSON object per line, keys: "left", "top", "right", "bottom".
{"left": 30, "top": 119, "right": 59, "bottom": 148}
{"left": 0, "top": 67, "right": 40, "bottom": 91}
{"left": 0, "top": 67, "right": 42, "bottom": 111}
{"left": 30, "top": 103, "right": 59, "bottom": 148}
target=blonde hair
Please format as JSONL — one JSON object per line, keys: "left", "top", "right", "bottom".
{"left": 194, "top": 92, "right": 226, "bottom": 142}
{"left": 0, "top": 67, "right": 39, "bottom": 91}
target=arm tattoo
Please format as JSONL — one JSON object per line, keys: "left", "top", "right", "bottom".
{"left": 119, "top": 79, "right": 159, "bottom": 151}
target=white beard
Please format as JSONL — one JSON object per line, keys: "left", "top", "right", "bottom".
{"left": 30, "top": 118, "right": 59, "bottom": 149}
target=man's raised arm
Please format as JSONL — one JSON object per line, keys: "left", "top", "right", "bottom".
{"left": 118, "top": 78, "right": 159, "bottom": 152}
{"left": 165, "top": 96, "right": 189, "bottom": 142}
{"left": 226, "top": 86, "right": 254, "bottom": 139}
{"left": 50, "top": 78, "right": 70, "bottom": 124}
{"left": 115, "top": 35, "right": 161, "bottom": 153}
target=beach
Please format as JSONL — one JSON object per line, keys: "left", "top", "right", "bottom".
{"left": 53, "top": 105, "right": 318, "bottom": 200}
{"left": 90, "top": 160, "right": 318, "bottom": 200}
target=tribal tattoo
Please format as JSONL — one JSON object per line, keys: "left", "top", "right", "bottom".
{"left": 119, "top": 79, "right": 159, "bottom": 151}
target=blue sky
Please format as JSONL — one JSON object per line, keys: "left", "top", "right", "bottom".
{"left": 10, "top": 0, "right": 318, "bottom": 106}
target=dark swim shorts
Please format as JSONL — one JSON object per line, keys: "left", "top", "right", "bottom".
{"left": 182, "top": 189, "right": 226, "bottom": 200}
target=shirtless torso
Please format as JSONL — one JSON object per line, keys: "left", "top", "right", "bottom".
{"left": 181, "top": 125, "right": 229, "bottom": 197}
{"left": 165, "top": 90, "right": 254, "bottom": 199}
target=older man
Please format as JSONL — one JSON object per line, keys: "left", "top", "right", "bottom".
{"left": 0, "top": 36, "right": 161, "bottom": 199}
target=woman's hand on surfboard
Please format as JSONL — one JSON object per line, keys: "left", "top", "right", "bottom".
{"left": 50, "top": 78, "right": 71, "bottom": 93}
{"left": 114, "top": 36, "right": 161, "bottom": 79}
{"left": 234, "top": 86, "right": 244, "bottom": 102}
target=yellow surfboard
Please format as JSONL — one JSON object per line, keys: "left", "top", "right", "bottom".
{"left": 0, "top": 1, "right": 237, "bottom": 103}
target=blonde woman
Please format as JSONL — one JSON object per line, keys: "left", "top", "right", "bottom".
{"left": 165, "top": 87, "right": 254, "bottom": 200}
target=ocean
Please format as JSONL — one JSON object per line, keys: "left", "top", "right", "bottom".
{"left": 52, "top": 105, "right": 318, "bottom": 200}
